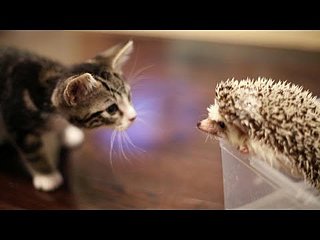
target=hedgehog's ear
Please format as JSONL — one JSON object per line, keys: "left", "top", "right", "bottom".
{"left": 95, "top": 40, "right": 134, "bottom": 73}
{"left": 63, "top": 73, "right": 101, "bottom": 106}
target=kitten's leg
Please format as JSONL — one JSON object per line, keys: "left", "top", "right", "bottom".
{"left": 0, "top": 129, "right": 7, "bottom": 145}
{"left": 0, "top": 113, "right": 8, "bottom": 145}
{"left": 11, "top": 131, "right": 63, "bottom": 191}
{"left": 61, "top": 125, "right": 84, "bottom": 148}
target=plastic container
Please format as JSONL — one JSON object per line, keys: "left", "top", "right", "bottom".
{"left": 220, "top": 140, "right": 320, "bottom": 209}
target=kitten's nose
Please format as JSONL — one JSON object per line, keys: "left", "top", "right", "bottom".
{"left": 128, "top": 107, "right": 137, "bottom": 122}
{"left": 197, "top": 121, "right": 201, "bottom": 128}
{"left": 129, "top": 116, "right": 136, "bottom": 122}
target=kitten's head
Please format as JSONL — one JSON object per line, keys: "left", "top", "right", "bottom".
{"left": 52, "top": 40, "right": 137, "bottom": 131}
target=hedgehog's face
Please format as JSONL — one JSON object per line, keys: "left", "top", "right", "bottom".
{"left": 197, "top": 101, "right": 249, "bottom": 153}
{"left": 197, "top": 103, "right": 230, "bottom": 139}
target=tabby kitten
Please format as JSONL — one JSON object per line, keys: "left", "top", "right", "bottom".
{"left": 0, "top": 40, "right": 137, "bottom": 191}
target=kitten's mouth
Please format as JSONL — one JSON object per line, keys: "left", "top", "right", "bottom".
{"left": 115, "top": 116, "right": 136, "bottom": 131}
{"left": 115, "top": 123, "right": 131, "bottom": 131}
{"left": 115, "top": 126, "right": 126, "bottom": 131}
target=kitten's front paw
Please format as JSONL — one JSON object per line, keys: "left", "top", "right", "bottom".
{"left": 62, "top": 125, "right": 84, "bottom": 148}
{"left": 33, "top": 172, "right": 63, "bottom": 191}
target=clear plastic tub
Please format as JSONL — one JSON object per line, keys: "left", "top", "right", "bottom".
{"left": 220, "top": 140, "right": 320, "bottom": 209}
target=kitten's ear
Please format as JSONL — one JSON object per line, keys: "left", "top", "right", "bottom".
{"left": 64, "top": 73, "right": 101, "bottom": 106}
{"left": 96, "top": 40, "right": 134, "bottom": 72}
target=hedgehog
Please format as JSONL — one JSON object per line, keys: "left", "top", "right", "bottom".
{"left": 197, "top": 77, "right": 320, "bottom": 190}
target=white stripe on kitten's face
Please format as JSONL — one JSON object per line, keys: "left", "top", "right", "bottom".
{"left": 115, "top": 93, "right": 137, "bottom": 131}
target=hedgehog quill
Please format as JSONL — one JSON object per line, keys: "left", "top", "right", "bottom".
{"left": 197, "top": 77, "right": 320, "bottom": 190}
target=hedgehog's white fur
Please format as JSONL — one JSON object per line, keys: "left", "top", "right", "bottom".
{"left": 212, "top": 77, "right": 320, "bottom": 188}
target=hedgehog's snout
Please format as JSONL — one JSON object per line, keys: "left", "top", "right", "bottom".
{"left": 197, "top": 118, "right": 219, "bottom": 135}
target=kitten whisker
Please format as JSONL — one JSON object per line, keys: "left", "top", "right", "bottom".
{"left": 135, "top": 104, "right": 161, "bottom": 114}
{"left": 136, "top": 117, "right": 152, "bottom": 128}
{"left": 121, "top": 131, "right": 138, "bottom": 159}
{"left": 131, "top": 75, "right": 151, "bottom": 85}
{"left": 123, "top": 132, "right": 146, "bottom": 153}
{"left": 136, "top": 111, "right": 161, "bottom": 119}
{"left": 131, "top": 72, "right": 150, "bottom": 81}
{"left": 109, "top": 130, "right": 117, "bottom": 172}
{"left": 131, "top": 78, "right": 151, "bottom": 90}
{"left": 134, "top": 112, "right": 153, "bottom": 119}
{"left": 119, "top": 132, "right": 131, "bottom": 164}
{"left": 130, "top": 64, "right": 155, "bottom": 84}
{"left": 123, "top": 132, "right": 137, "bottom": 164}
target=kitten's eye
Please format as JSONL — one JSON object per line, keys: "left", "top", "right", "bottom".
{"left": 102, "top": 71, "right": 112, "bottom": 79}
{"left": 218, "top": 121, "right": 226, "bottom": 129}
{"left": 106, "top": 104, "right": 118, "bottom": 115}
{"left": 114, "top": 73, "right": 121, "bottom": 79}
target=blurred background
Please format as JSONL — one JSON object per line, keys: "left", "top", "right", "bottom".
{"left": 0, "top": 30, "right": 319, "bottom": 209}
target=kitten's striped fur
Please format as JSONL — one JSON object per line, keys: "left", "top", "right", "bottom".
{"left": 0, "top": 41, "right": 137, "bottom": 191}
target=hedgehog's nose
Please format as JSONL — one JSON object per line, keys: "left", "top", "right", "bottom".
{"left": 197, "top": 121, "right": 201, "bottom": 128}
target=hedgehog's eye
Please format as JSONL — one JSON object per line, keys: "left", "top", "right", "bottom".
{"left": 218, "top": 121, "right": 226, "bottom": 129}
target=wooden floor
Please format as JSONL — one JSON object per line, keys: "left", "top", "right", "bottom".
{"left": 0, "top": 31, "right": 320, "bottom": 209}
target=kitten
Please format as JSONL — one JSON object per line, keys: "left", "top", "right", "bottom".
{"left": 0, "top": 40, "right": 137, "bottom": 191}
